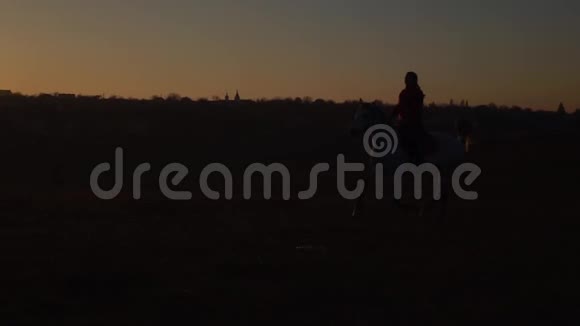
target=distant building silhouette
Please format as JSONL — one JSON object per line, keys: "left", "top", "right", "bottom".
{"left": 557, "top": 102, "right": 566, "bottom": 114}
{"left": 224, "top": 92, "right": 230, "bottom": 102}
{"left": 56, "top": 93, "right": 76, "bottom": 99}
{"left": 81, "top": 95, "right": 102, "bottom": 100}
{"left": 166, "top": 93, "right": 182, "bottom": 101}
{"left": 0, "top": 89, "right": 12, "bottom": 96}
{"left": 234, "top": 90, "right": 240, "bottom": 102}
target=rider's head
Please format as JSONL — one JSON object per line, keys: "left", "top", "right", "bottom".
{"left": 405, "top": 71, "right": 419, "bottom": 88}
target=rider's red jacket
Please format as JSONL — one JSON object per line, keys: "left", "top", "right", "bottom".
{"left": 398, "top": 86, "right": 425, "bottom": 129}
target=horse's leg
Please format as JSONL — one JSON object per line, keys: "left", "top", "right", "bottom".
{"left": 352, "top": 173, "right": 371, "bottom": 218}
{"left": 438, "top": 177, "right": 452, "bottom": 220}
{"left": 418, "top": 200, "right": 427, "bottom": 217}
{"left": 352, "top": 191, "right": 365, "bottom": 218}
{"left": 466, "top": 136, "right": 472, "bottom": 153}
{"left": 352, "top": 158, "right": 375, "bottom": 218}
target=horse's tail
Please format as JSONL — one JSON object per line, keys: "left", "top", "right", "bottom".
{"left": 456, "top": 134, "right": 472, "bottom": 153}
{"left": 455, "top": 119, "right": 474, "bottom": 153}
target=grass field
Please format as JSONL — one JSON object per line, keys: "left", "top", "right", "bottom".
{"left": 1, "top": 102, "right": 578, "bottom": 324}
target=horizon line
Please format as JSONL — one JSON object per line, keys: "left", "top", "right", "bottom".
{"left": 0, "top": 88, "right": 573, "bottom": 112}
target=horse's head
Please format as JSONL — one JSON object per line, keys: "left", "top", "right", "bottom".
{"left": 350, "top": 100, "right": 388, "bottom": 137}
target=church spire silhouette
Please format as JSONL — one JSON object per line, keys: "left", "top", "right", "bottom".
{"left": 234, "top": 90, "right": 240, "bottom": 102}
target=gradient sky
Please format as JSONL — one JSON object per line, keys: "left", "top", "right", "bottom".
{"left": 1, "top": 0, "right": 579, "bottom": 109}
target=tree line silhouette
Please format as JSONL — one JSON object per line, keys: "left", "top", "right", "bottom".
{"left": 1, "top": 91, "right": 579, "bottom": 136}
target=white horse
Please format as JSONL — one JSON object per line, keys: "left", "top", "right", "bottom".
{"left": 350, "top": 102, "right": 468, "bottom": 218}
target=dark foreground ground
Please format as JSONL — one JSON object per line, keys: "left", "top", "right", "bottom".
{"left": 1, "top": 101, "right": 579, "bottom": 325}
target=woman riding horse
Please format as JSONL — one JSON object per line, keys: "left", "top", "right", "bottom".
{"left": 390, "top": 72, "right": 428, "bottom": 163}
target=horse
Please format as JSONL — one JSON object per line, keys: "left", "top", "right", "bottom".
{"left": 350, "top": 102, "right": 468, "bottom": 218}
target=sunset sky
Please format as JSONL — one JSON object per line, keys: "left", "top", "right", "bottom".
{"left": 1, "top": 0, "right": 579, "bottom": 109}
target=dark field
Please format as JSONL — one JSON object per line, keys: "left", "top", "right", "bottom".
{"left": 1, "top": 99, "right": 579, "bottom": 325}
